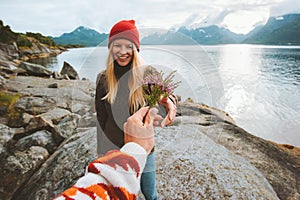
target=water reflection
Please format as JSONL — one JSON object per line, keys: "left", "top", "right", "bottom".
{"left": 215, "top": 45, "right": 300, "bottom": 146}
{"left": 217, "top": 44, "right": 261, "bottom": 119}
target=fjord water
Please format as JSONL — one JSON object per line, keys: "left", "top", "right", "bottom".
{"left": 35, "top": 45, "right": 300, "bottom": 147}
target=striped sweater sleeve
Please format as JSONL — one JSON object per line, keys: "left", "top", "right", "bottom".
{"left": 54, "top": 142, "right": 147, "bottom": 200}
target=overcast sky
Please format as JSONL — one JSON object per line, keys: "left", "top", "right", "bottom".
{"left": 1, "top": 0, "right": 299, "bottom": 36}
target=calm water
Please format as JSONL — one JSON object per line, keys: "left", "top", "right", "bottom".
{"left": 31, "top": 45, "right": 300, "bottom": 147}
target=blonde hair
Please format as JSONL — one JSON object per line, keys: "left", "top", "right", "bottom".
{"left": 102, "top": 45, "right": 146, "bottom": 113}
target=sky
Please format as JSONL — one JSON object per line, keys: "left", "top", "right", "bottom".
{"left": 0, "top": 0, "right": 300, "bottom": 37}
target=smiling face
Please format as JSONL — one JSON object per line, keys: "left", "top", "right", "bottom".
{"left": 112, "top": 39, "right": 135, "bottom": 66}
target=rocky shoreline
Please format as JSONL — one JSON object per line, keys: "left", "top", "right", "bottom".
{"left": 0, "top": 42, "right": 299, "bottom": 200}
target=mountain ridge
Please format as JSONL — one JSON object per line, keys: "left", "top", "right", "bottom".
{"left": 52, "top": 13, "right": 300, "bottom": 46}
{"left": 52, "top": 26, "right": 108, "bottom": 47}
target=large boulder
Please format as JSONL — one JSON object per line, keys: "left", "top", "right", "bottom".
{"left": 19, "top": 62, "right": 53, "bottom": 77}
{"left": 15, "top": 130, "right": 57, "bottom": 153}
{"left": 4, "top": 76, "right": 94, "bottom": 106}
{"left": 60, "top": 61, "right": 79, "bottom": 80}
{"left": 177, "top": 101, "right": 300, "bottom": 200}
{"left": 0, "top": 42, "right": 19, "bottom": 60}
{"left": 14, "top": 96, "right": 56, "bottom": 115}
{"left": 12, "top": 128, "right": 97, "bottom": 200}
{"left": 0, "top": 146, "right": 49, "bottom": 200}
{"left": 52, "top": 113, "right": 80, "bottom": 143}
{"left": 155, "top": 124, "right": 279, "bottom": 199}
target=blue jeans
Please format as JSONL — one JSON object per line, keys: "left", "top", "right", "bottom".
{"left": 140, "top": 152, "right": 158, "bottom": 200}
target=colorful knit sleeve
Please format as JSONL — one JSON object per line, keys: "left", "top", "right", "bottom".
{"left": 54, "top": 142, "right": 147, "bottom": 200}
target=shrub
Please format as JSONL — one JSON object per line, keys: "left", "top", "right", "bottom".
{"left": 26, "top": 32, "right": 56, "bottom": 46}
{"left": 0, "top": 20, "right": 18, "bottom": 43}
{"left": 16, "top": 34, "right": 32, "bottom": 47}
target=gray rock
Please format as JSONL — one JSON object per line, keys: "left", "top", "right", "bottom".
{"left": 0, "top": 74, "right": 7, "bottom": 88}
{"left": 0, "top": 43, "right": 19, "bottom": 60}
{"left": 23, "top": 108, "right": 71, "bottom": 135}
{"left": 14, "top": 96, "right": 56, "bottom": 115}
{"left": 177, "top": 101, "right": 300, "bottom": 200}
{"left": 52, "top": 113, "right": 80, "bottom": 142}
{"left": 52, "top": 71, "right": 61, "bottom": 79}
{"left": 11, "top": 68, "right": 27, "bottom": 76}
{"left": 22, "top": 87, "right": 92, "bottom": 106}
{"left": 5, "top": 77, "right": 94, "bottom": 107}
{"left": 0, "top": 123, "right": 14, "bottom": 155}
{"left": 19, "top": 39, "right": 50, "bottom": 56}
{"left": 202, "top": 121, "right": 300, "bottom": 200}
{"left": 53, "top": 71, "right": 71, "bottom": 80}
{"left": 155, "top": 124, "right": 279, "bottom": 199}
{"left": 48, "top": 83, "right": 58, "bottom": 88}
{"left": 19, "top": 62, "right": 53, "bottom": 77}
{"left": 77, "top": 112, "right": 96, "bottom": 128}
{"left": 0, "top": 146, "right": 49, "bottom": 200}
{"left": 60, "top": 61, "right": 79, "bottom": 80}
{"left": 70, "top": 102, "right": 86, "bottom": 114}
{"left": 0, "top": 66, "right": 14, "bottom": 75}
{"left": 25, "top": 115, "right": 54, "bottom": 133}
{"left": 12, "top": 128, "right": 97, "bottom": 200}
{"left": 39, "top": 107, "right": 71, "bottom": 125}
{"left": 15, "top": 130, "right": 57, "bottom": 153}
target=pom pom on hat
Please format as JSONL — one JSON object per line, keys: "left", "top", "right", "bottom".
{"left": 108, "top": 20, "right": 140, "bottom": 52}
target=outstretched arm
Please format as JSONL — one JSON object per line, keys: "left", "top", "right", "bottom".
{"left": 54, "top": 107, "right": 158, "bottom": 200}
{"left": 54, "top": 142, "right": 147, "bottom": 200}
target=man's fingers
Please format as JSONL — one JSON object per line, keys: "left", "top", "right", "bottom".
{"left": 132, "top": 106, "right": 149, "bottom": 122}
{"left": 148, "top": 107, "right": 158, "bottom": 125}
{"left": 144, "top": 107, "right": 158, "bottom": 125}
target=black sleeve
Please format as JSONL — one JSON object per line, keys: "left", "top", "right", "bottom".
{"left": 95, "top": 71, "right": 108, "bottom": 131}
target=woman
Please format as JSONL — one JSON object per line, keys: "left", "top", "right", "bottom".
{"left": 95, "top": 19, "right": 177, "bottom": 200}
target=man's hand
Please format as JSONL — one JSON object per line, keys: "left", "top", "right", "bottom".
{"left": 124, "top": 107, "right": 158, "bottom": 154}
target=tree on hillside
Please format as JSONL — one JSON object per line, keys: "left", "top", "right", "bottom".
{"left": 0, "top": 20, "right": 17, "bottom": 43}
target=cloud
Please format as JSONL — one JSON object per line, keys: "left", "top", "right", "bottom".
{"left": 0, "top": 0, "right": 299, "bottom": 36}
{"left": 270, "top": 0, "right": 300, "bottom": 16}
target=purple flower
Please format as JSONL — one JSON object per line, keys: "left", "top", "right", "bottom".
{"left": 141, "top": 70, "right": 180, "bottom": 107}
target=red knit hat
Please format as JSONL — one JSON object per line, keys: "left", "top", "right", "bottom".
{"left": 108, "top": 20, "right": 140, "bottom": 52}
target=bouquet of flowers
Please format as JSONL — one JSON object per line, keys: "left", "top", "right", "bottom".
{"left": 141, "top": 70, "right": 180, "bottom": 107}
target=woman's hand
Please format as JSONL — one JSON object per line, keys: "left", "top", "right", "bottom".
{"left": 159, "top": 96, "right": 177, "bottom": 127}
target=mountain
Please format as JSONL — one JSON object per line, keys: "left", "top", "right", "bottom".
{"left": 141, "top": 25, "right": 245, "bottom": 45}
{"left": 243, "top": 13, "right": 300, "bottom": 45}
{"left": 142, "top": 13, "right": 300, "bottom": 45}
{"left": 52, "top": 26, "right": 108, "bottom": 47}
{"left": 141, "top": 30, "right": 198, "bottom": 45}
{"left": 178, "top": 25, "right": 245, "bottom": 44}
